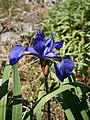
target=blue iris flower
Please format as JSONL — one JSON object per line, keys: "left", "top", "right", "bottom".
{"left": 54, "top": 56, "right": 74, "bottom": 82}
{"left": 8, "top": 30, "right": 74, "bottom": 82}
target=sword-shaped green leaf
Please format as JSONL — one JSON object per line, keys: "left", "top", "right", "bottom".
{"left": 12, "top": 65, "right": 22, "bottom": 120}
{"left": 36, "top": 78, "right": 45, "bottom": 120}
{"left": 0, "top": 62, "right": 11, "bottom": 120}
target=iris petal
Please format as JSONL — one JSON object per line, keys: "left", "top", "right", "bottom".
{"left": 54, "top": 56, "right": 74, "bottom": 82}
{"left": 36, "top": 30, "right": 45, "bottom": 39}
{"left": 45, "top": 38, "right": 54, "bottom": 53}
{"left": 8, "top": 45, "right": 25, "bottom": 66}
{"left": 33, "top": 30, "right": 45, "bottom": 46}
{"left": 27, "top": 47, "right": 39, "bottom": 55}
{"left": 33, "top": 41, "right": 45, "bottom": 56}
{"left": 44, "top": 52, "right": 60, "bottom": 58}
{"left": 54, "top": 41, "right": 64, "bottom": 50}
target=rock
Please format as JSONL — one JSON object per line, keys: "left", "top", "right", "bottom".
{"left": 22, "top": 22, "right": 33, "bottom": 33}
{"left": 11, "top": 21, "right": 22, "bottom": 33}
{"left": 11, "top": 21, "right": 33, "bottom": 33}
{"left": 11, "top": 10, "right": 41, "bottom": 34}
{"left": 0, "top": 32, "right": 21, "bottom": 44}
{"left": 19, "top": 11, "right": 41, "bottom": 23}
{"left": 0, "top": 0, "right": 59, "bottom": 45}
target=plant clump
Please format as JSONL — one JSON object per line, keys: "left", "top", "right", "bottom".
{"left": 41, "top": 0, "right": 90, "bottom": 84}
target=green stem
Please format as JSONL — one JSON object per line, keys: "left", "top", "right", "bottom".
{"left": 45, "top": 77, "right": 50, "bottom": 120}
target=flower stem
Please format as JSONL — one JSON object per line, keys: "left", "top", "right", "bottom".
{"left": 45, "top": 77, "right": 50, "bottom": 120}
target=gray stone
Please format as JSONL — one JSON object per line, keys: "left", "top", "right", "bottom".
{"left": 22, "top": 22, "right": 33, "bottom": 33}
{"left": 11, "top": 21, "right": 23, "bottom": 33}
{"left": 19, "top": 11, "right": 41, "bottom": 23}
{"left": 0, "top": 32, "right": 21, "bottom": 44}
{"left": 11, "top": 21, "right": 33, "bottom": 33}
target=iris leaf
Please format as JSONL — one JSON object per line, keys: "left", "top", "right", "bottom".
{"left": 36, "top": 78, "right": 45, "bottom": 120}
{"left": 12, "top": 65, "right": 22, "bottom": 120}
{"left": 0, "top": 62, "right": 11, "bottom": 120}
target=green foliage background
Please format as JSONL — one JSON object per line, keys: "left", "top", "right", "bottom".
{"left": 41, "top": 0, "right": 90, "bottom": 80}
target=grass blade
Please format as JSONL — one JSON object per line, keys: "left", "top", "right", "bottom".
{"left": 12, "top": 65, "right": 22, "bottom": 120}
{"left": 24, "top": 84, "right": 75, "bottom": 119}
{"left": 34, "top": 84, "right": 75, "bottom": 114}
{"left": 61, "top": 85, "right": 90, "bottom": 120}
{"left": 0, "top": 62, "right": 11, "bottom": 120}
{"left": 38, "top": 78, "right": 45, "bottom": 100}
{"left": 81, "top": 110, "right": 89, "bottom": 120}
{"left": 36, "top": 78, "right": 45, "bottom": 120}
{"left": 56, "top": 95, "right": 75, "bottom": 120}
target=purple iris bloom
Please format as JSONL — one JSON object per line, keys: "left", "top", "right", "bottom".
{"left": 8, "top": 30, "right": 74, "bottom": 82}
{"left": 27, "top": 31, "right": 63, "bottom": 60}
{"left": 54, "top": 56, "right": 74, "bottom": 82}
{"left": 8, "top": 45, "right": 26, "bottom": 66}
